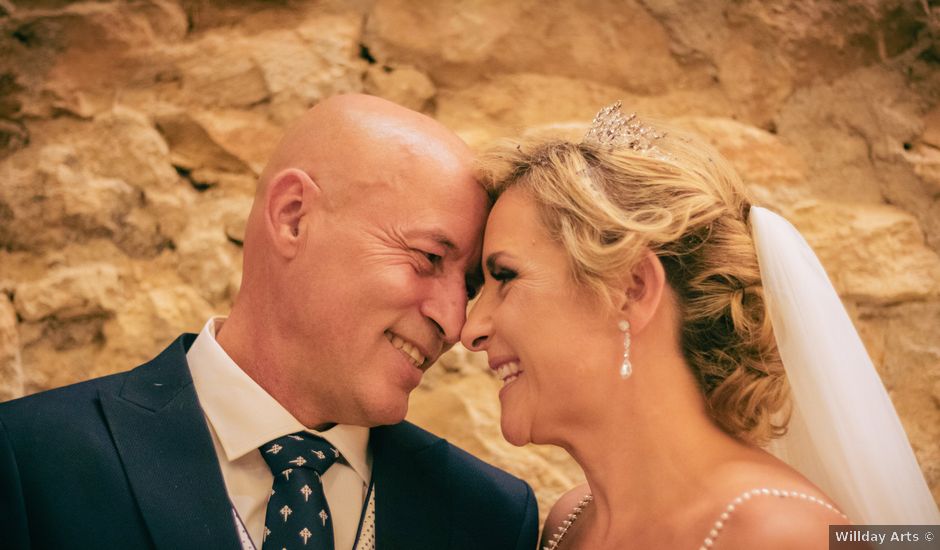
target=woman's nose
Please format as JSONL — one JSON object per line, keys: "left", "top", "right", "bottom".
{"left": 460, "top": 296, "right": 491, "bottom": 352}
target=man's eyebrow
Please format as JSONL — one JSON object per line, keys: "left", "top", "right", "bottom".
{"left": 409, "top": 230, "right": 457, "bottom": 252}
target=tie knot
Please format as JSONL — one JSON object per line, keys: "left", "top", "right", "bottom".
{"left": 259, "top": 432, "right": 340, "bottom": 477}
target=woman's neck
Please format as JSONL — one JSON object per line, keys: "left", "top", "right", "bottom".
{"left": 556, "top": 360, "right": 753, "bottom": 546}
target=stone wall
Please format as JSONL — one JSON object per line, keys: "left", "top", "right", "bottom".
{"left": 1, "top": 0, "right": 938, "bottom": 517}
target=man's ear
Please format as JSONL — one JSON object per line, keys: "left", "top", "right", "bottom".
{"left": 264, "top": 168, "right": 320, "bottom": 259}
{"left": 618, "top": 249, "right": 667, "bottom": 334}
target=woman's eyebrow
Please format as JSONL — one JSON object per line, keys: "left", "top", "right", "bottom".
{"left": 485, "top": 252, "right": 509, "bottom": 274}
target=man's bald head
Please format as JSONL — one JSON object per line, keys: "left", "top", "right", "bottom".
{"left": 256, "top": 94, "right": 474, "bottom": 207}
{"left": 220, "top": 94, "right": 489, "bottom": 429}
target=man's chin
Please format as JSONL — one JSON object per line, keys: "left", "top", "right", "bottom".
{"left": 358, "top": 396, "right": 410, "bottom": 427}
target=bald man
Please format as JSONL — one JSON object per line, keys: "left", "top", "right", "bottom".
{"left": 0, "top": 95, "right": 538, "bottom": 550}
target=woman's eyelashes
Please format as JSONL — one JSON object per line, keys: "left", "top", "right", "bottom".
{"left": 490, "top": 265, "right": 518, "bottom": 285}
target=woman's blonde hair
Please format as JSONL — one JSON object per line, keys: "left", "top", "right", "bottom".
{"left": 477, "top": 117, "right": 789, "bottom": 445}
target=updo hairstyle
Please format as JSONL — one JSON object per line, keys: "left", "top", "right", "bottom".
{"left": 477, "top": 118, "right": 789, "bottom": 445}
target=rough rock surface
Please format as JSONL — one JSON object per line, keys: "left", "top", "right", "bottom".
{"left": 0, "top": 294, "right": 22, "bottom": 402}
{"left": 1, "top": 0, "right": 938, "bottom": 514}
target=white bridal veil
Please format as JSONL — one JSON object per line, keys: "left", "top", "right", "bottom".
{"left": 751, "top": 206, "right": 940, "bottom": 524}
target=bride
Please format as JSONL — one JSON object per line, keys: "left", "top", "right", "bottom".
{"left": 460, "top": 103, "right": 940, "bottom": 549}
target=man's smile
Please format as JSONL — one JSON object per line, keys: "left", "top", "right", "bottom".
{"left": 384, "top": 330, "right": 428, "bottom": 368}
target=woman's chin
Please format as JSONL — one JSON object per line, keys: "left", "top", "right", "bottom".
{"left": 500, "top": 418, "right": 531, "bottom": 447}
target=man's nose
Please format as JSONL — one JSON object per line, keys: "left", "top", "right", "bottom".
{"left": 421, "top": 275, "right": 470, "bottom": 346}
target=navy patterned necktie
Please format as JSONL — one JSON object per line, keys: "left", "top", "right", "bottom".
{"left": 259, "top": 432, "right": 340, "bottom": 549}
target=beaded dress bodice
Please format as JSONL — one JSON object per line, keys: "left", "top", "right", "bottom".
{"left": 542, "top": 487, "right": 847, "bottom": 550}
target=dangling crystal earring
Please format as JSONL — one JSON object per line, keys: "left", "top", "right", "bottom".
{"left": 618, "top": 320, "right": 632, "bottom": 379}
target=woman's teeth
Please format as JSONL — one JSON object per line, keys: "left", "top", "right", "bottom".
{"left": 385, "top": 332, "right": 426, "bottom": 368}
{"left": 497, "top": 362, "right": 521, "bottom": 384}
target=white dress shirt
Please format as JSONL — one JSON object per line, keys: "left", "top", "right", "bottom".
{"left": 187, "top": 317, "right": 372, "bottom": 549}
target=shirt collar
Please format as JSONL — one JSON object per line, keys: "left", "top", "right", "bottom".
{"left": 187, "top": 317, "right": 372, "bottom": 483}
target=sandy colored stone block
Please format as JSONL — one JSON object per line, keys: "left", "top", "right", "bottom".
{"left": 84, "top": 107, "right": 180, "bottom": 192}
{"left": 4, "top": 1, "right": 187, "bottom": 118}
{"left": 1, "top": 107, "right": 176, "bottom": 192}
{"left": 37, "top": 145, "right": 139, "bottom": 230}
{"left": 0, "top": 294, "right": 23, "bottom": 401}
{"left": 726, "top": 1, "right": 920, "bottom": 86}
{"left": 178, "top": 35, "right": 271, "bottom": 109}
{"left": 156, "top": 109, "right": 282, "bottom": 177}
{"left": 190, "top": 110, "right": 282, "bottom": 177}
{"left": 790, "top": 201, "right": 940, "bottom": 304}
{"left": 0, "top": 119, "right": 28, "bottom": 159}
{"left": 855, "top": 301, "right": 940, "bottom": 505}
{"left": 224, "top": 213, "right": 248, "bottom": 246}
{"left": 175, "top": 229, "right": 240, "bottom": 304}
{"left": 365, "top": 0, "right": 688, "bottom": 94}
{"left": 0, "top": 143, "right": 140, "bottom": 251}
{"left": 676, "top": 117, "right": 807, "bottom": 188}
{"left": 115, "top": 206, "right": 175, "bottom": 260}
{"left": 293, "top": 10, "right": 365, "bottom": 58}
{"left": 436, "top": 73, "right": 735, "bottom": 147}
{"left": 176, "top": 11, "right": 364, "bottom": 122}
{"left": 173, "top": 196, "right": 250, "bottom": 304}
{"left": 906, "top": 105, "right": 940, "bottom": 196}
{"left": 922, "top": 105, "right": 940, "bottom": 150}
{"left": 155, "top": 111, "right": 251, "bottom": 175}
{"left": 101, "top": 284, "right": 215, "bottom": 376}
{"left": 908, "top": 145, "right": 940, "bottom": 195}
{"left": 716, "top": 41, "right": 794, "bottom": 128}
{"left": 364, "top": 65, "right": 436, "bottom": 113}
{"left": 13, "top": 263, "right": 123, "bottom": 322}
{"left": 139, "top": 188, "right": 194, "bottom": 246}
{"left": 19, "top": 333, "right": 102, "bottom": 396}
{"left": 774, "top": 66, "right": 936, "bottom": 256}
{"left": 251, "top": 21, "right": 366, "bottom": 124}
{"left": 135, "top": 0, "right": 190, "bottom": 42}
{"left": 0, "top": 113, "right": 181, "bottom": 255}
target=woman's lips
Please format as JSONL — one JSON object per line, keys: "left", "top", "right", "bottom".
{"left": 490, "top": 359, "right": 523, "bottom": 386}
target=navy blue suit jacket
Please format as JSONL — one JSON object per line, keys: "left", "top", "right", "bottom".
{"left": 0, "top": 334, "right": 538, "bottom": 549}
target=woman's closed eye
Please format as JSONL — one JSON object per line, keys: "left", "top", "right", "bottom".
{"left": 484, "top": 254, "right": 518, "bottom": 290}
{"left": 491, "top": 266, "right": 517, "bottom": 285}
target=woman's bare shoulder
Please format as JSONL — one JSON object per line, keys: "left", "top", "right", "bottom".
{"left": 540, "top": 483, "right": 591, "bottom": 548}
{"left": 708, "top": 487, "right": 850, "bottom": 550}
{"left": 694, "top": 452, "right": 849, "bottom": 549}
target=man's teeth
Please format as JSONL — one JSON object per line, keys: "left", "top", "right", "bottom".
{"left": 386, "top": 332, "right": 426, "bottom": 367}
{"left": 496, "top": 362, "right": 521, "bottom": 384}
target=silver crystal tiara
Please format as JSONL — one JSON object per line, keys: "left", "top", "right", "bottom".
{"left": 582, "top": 101, "right": 668, "bottom": 159}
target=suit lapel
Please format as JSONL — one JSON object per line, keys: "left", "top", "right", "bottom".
{"left": 371, "top": 423, "right": 451, "bottom": 549}
{"left": 100, "top": 334, "right": 240, "bottom": 550}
